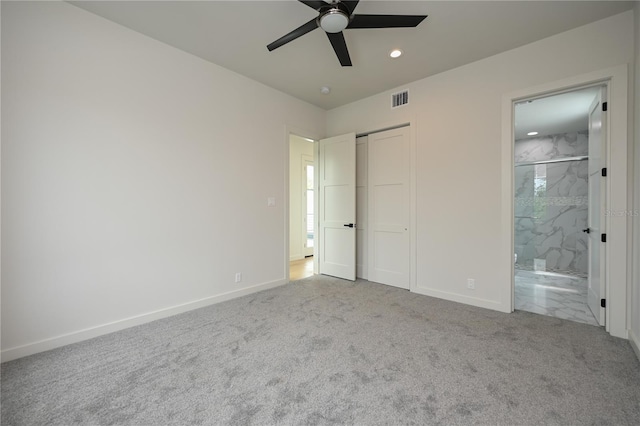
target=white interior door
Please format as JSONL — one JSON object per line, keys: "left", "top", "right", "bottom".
{"left": 318, "top": 133, "right": 356, "bottom": 280}
{"left": 368, "top": 127, "right": 410, "bottom": 289}
{"left": 587, "top": 88, "right": 606, "bottom": 325}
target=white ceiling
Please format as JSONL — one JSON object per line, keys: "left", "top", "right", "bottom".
{"left": 69, "top": 1, "right": 634, "bottom": 110}
{"left": 514, "top": 86, "right": 601, "bottom": 140}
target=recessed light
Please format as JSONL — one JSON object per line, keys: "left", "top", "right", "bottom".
{"left": 527, "top": 131, "right": 539, "bottom": 136}
{"left": 320, "top": 86, "right": 331, "bottom": 95}
{"left": 390, "top": 49, "right": 403, "bottom": 58}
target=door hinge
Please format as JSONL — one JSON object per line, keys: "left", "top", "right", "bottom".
{"left": 601, "top": 233, "right": 607, "bottom": 243}
{"left": 602, "top": 102, "right": 608, "bottom": 112}
{"left": 601, "top": 299, "right": 606, "bottom": 308}
{"left": 601, "top": 167, "right": 607, "bottom": 177}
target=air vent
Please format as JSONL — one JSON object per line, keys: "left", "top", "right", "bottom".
{"left": 391, "top": 90, "right": 409, "bottom": 109}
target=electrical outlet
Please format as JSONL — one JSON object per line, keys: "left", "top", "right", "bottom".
{"left": 467, "top": 278, "right": 475, "bottom": 290}
{"left": 235, "top": 272, "right": 242, "bottom": 283}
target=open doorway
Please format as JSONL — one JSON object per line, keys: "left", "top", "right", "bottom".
{"left": 513, "top": 85, "right": 606, "bottom": 326}
{"left": 289, "top": 134, "right": 315, "bottom": 281}
{"left": 303, "top": 158, "right": 314, "bottom": 257}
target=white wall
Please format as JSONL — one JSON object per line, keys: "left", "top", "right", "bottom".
{"left": 289, "top": 134, "right": 314, "bottom": 261}
{"left": 327, "top": 12, "right": 634, "bottom": 325}
{"left": 631, "top": 2, "right": 640, "bottom": 359}
{"left": 1, "top": 1, "right": 325, "bottom": 360}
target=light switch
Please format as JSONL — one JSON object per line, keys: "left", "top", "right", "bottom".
{"left": 267, "top": 197, "right": 276, "bottom": 207}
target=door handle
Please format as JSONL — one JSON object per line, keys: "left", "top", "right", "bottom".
{"left": 582, "top": 228, "right": 591, "bottom": 234}
{"left": 343, "top": 223, "right": 355, "bottom": 228}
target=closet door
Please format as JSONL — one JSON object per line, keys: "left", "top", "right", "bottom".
{"left": 356, "top": 136, "right": 368, "bottom": 279}
{"left": 368, "top": 127, "right": 410, "bottom": 289}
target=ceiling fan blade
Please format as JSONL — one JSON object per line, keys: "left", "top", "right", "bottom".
{"left": 326, "top": 32, "right": 352, "bottom": 66}
{"left": 298, "top": 0, "right": 327, "bottom": 11}
{"left": 347, "top": 14, "right": 428, "bottom": 29}
{"left": 341, "top": 1, "right": 360, "bottom": 14}
{"left": 267, "top": 18, "right": 319, "bottom": 51}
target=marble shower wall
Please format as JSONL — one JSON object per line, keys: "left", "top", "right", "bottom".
{"left": 514, "top": 132, "right": 588, "bottom": 275}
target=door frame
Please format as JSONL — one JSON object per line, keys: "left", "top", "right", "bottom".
{"left": 285, "top": 126, "right": 322, "bottom": 283}
{"left": 501, "top": 65, "right": 629, "bottom": 338}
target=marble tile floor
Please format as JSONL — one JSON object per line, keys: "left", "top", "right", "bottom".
{"left": 515, "top": 269, "right": 599, "bottom": 326}
{"left": 515, "top": 263, "right": 587, "bottom": 279}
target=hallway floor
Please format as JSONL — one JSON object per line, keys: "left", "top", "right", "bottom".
{"left": 515, "top": 269, "right": 598, "bottom": 326}
{"left": 290, "top": 256, "right": 313, "bottom": 281}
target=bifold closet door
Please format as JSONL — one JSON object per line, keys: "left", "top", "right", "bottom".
{"left": 367, "top": 127, "right": 410, "bottom": 289}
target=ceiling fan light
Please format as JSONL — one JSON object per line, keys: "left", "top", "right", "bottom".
{"left": 319, "top": 9, "right": 349, "bottom": 33}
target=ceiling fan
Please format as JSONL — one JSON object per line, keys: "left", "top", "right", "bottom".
{"left": 267, "top": 0, "right": 428, "bottom": 66}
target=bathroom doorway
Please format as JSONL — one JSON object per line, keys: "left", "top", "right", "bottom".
{"left": 513, "top": 85, "right": 606, "bottom": 326}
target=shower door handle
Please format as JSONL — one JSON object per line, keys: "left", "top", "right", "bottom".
{"left": 582, "top": 228, "right": 591, "bottom": 234}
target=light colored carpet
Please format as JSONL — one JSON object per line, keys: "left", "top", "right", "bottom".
{"left": 2, "top": 275, "right": 639, "bottom": 425}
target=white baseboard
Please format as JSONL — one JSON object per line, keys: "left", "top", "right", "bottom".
{"left": 412, "top": 286, "right": 510, "bottom": 313}
{"left": 1, "top": 279, "right": 287, "bottom": 363}
{"left": 289, "top": 254, "right": 304, "bottom": 261}
{"left": 629, "top": 328, "right": 640, "bottom": 363}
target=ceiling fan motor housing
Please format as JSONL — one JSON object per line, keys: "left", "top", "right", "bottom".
{"left": 318, "top": 2, "right": 351, "bottom": 33}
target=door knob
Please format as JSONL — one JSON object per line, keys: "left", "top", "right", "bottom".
{"left": 582, "top": 228, "right": 591, "bottom": 234}
{"left": 343, "top": 223, "right": 355, "bottom": 228}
